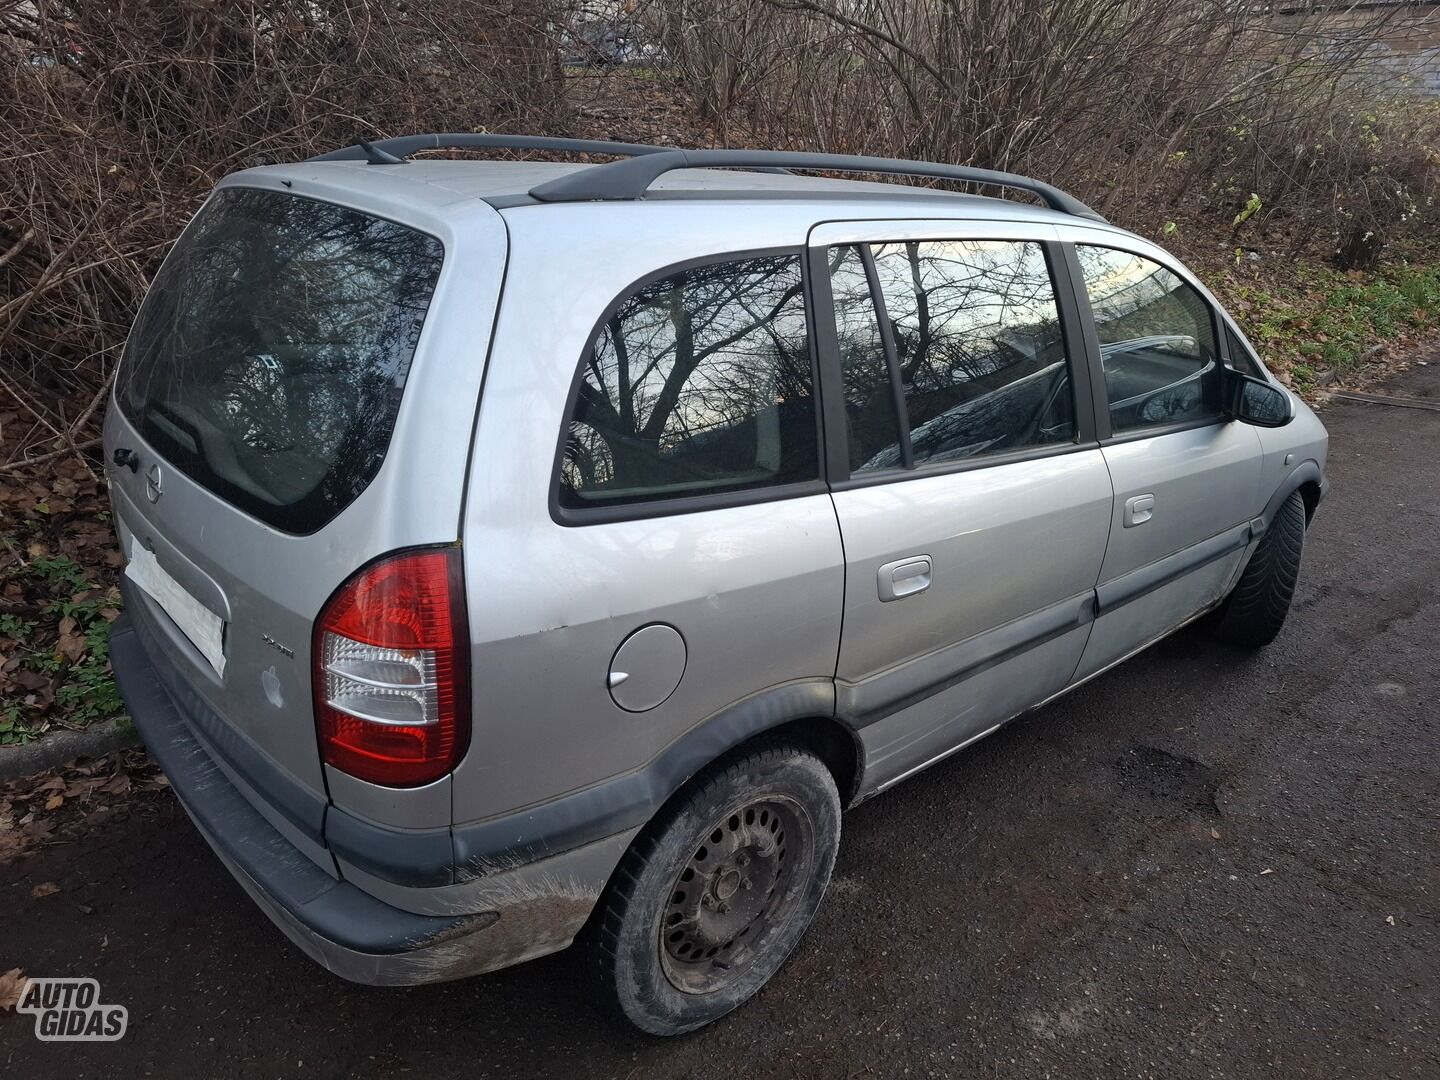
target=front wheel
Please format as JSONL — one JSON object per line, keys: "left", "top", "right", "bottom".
{"left": 1212, "top": 489, "right": 1307, "bottom": 648}
{"left": 586, "top": 743, "right": 841, "bottom": 1036}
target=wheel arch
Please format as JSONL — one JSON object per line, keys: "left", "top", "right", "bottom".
{"left": 451, "top": 679, "right": 860, "bottom": 876}
{"left": 1261, "top": 459, "right": 1324, "bottom": 530}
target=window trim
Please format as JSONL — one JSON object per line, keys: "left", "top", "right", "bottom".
{"left": 547, "top": 246, "right": 826, "bottom": 527}
{"left": 810, "top": 234, "right": 1097, "bottom": 488}
{"left": 828, "top": 436, "right": 1102, "bottom": 494}
{"left": 1064, "top": 239, "right": 1229, "bottom": 442}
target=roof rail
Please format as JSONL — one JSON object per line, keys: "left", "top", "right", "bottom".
{"left": 308, "top": 133, "right": 677, "bottom": 165}
{"left": 527, "top": 148, "right": 1106, "bottom": 222}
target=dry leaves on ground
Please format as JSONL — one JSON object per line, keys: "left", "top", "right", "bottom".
{"left": 0, "top": 436, "right": 125, "bottom": 743}
{"left": 0, "top": 747, "right": 168, "bottom": 862}
{"left": 0, "top": 967, "right": 28, "bottom": 1011}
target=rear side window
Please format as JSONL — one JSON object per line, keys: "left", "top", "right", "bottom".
{"left": 1074, "top": 245, "right": 1221, "bottom": 432}
{"left": 866, "top": 239, "right": 1075, "bottom": 468}
{"left": 559, "top": 254, "right": 818, "bottom": 511}
{"left": 118, "top": 187, "right": 444, "bottom": 533}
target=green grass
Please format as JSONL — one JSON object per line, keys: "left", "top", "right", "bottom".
{"left": 1217, "top": 262, "right": 1440, "bottom": 391}
{"left": 0, "top": 546, "right": 122, "bottom": 746}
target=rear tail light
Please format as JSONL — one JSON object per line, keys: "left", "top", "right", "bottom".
{"left": 313, "top": 547, "right": 469, "bottom": 787}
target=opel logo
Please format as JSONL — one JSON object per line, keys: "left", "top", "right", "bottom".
{"left": 145, "top": 463, "right": 163, "bottom": 503}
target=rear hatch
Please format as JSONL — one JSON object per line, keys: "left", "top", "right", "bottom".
{"left": 104, "top": 171, "right": 505, "bottom": 863}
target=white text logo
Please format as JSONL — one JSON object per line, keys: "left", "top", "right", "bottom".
{"left": 18, "top": 978, "right": 127, "bottom": 1041}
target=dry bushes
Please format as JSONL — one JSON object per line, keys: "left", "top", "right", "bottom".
{"left": 1, "top": 1, "right": 1437, "bottom": 469}
{"left": 643, "top": 0, "right": 1440, "bottom": 256}
{"left": 0, "top": 0, "right": 571, "bottom": 467}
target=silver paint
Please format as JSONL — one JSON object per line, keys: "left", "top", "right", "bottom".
{"left": 105, "top": 157, "right": 1331, "bottom": 974}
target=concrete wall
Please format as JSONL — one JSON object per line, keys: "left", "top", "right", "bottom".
{"left": 1274, "top": 3, "right": 1440, "bottom": 95}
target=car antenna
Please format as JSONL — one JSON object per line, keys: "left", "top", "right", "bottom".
{"left": 353, "top": 136, "right": 406, "bottom": 165}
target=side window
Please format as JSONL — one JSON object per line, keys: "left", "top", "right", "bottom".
{"left": 827, "top": 246, "right": 905, "bottom": 472}
{"left": 1225, "top": 324, "right": 1266, "bottom": 379}
{"left": 559, "top": 254, "right": 817, "bottom": 510}
{"left": 869, "top": 240, "right": 1075, "bottom": 465}
{"left": 1075, "top": 245, "right": 1221, "bottom": 432}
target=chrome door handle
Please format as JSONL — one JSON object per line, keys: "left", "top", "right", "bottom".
{"left": 878, "top": 555, "right": 932, "bottom": 602}
{"left": 1124, "top": 493, "right": 1155, "bottom": 527}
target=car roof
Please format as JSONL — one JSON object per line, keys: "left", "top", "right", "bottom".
{"left": 229, "top": 159, "right": 1122, "bottom": 233}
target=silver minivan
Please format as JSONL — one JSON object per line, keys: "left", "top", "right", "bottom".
{"left": 105, "top": 135, "right": 1328, "bottom": 1035}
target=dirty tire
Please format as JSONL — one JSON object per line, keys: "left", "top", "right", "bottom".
{"left": 1213, "top": 490, "right": 1306, "bottom": 648}
{"left": 586, "top": 743, "right": 841, "bottom": 1036}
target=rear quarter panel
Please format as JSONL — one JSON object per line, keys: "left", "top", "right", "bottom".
{"left": 452, "top": 202, "right": 846, "bottom": 826}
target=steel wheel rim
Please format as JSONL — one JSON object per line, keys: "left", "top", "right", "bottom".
{"left": 658, "top": 796, "right": 813, "bottom": 995}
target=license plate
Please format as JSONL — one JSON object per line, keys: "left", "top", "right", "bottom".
{"left": 125, "top": 544, "right": 227, "bottom": 676}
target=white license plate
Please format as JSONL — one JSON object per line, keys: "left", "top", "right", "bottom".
{"left": 125, "top": 544, "right": 227, "bottom": 676}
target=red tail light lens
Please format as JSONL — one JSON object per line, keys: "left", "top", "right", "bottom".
{"left": 313, "top": 547, "right": 469, "bottom": 787}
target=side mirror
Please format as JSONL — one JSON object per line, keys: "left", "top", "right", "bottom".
{"left": 1227, "top": 370, "right": 1293, "bottom": 427}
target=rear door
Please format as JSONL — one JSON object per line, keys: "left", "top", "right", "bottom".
{"left": 808, "top": 220, "right": 1114, "bottom": 793}
{"left": 1061, "top": 239, "right": 1263, "bottom": 681}
{"left": 104, "top": 176, "right": 506, "bottom": 855}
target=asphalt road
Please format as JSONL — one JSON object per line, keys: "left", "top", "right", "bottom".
{"left": 4, "top": 361, "right": 1437, "bottom": 1079}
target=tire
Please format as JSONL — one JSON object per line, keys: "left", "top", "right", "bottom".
{"left": 585, "top": 743, "right": 842, "bottom": 1036}
{"left": 1212, "top": 489, "right": 1307, "bottom": 648}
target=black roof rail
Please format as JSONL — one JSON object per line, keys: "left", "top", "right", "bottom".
{"left": 527, "top": 148, "right": 1106, "bottom": 222}
{"left": 308, "top": 133, "right": 678, "bottom": 164}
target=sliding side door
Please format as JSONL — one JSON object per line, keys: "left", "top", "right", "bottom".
{"left": 808, "top": 220, "right": 1113, "bottom": 796}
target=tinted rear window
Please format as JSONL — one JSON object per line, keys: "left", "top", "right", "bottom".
{"left": 118, "top": 187, "right": 444, "bottom": 533}
{"left": 558, "top": 254, "right": 818, "bottom": 512}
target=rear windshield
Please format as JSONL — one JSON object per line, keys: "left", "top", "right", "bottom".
{"left": 118, "top": 187, "right": 444, "bottom": 533}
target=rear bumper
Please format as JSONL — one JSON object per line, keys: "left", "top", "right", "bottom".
{"left": 110, "top": 615, "right": 617, "bottom": 986}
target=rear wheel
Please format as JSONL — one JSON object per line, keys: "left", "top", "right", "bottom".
{"left": 1212, "top": 489, "right": 1307, "bottom": 648}
{"left": 586, "top": 743, "right": 841, "bottom": 1035}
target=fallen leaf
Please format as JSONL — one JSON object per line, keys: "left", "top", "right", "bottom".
{"left": 64, "top": 778, "right": 100, "bottom": 799}
{"left": 12, "top": 668, "right": 51, "bottom": 693}
{"left": 44, "top": 794, "right": 63, "bottom": 811}
{"left": 102, "top": 772, "right": 131, "bottom": 797}
{"left": 31, "top": 881, "right": 60, "bottom": 898}
{"left": 57, "top": 631, "right": 87, "bottom": 662}
{"left": 0, "top": 968, "right": 27, "bottom": 1011}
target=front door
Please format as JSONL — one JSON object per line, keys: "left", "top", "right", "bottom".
{"left": 1063, "top": 241, "right": 1264, "bottom": 681}
{"left": 808, "top": 220, "right": 1114, "bottom": 794}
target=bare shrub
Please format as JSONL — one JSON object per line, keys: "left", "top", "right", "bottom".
{"left": 0, "top": 0, "right": 571, "bottom": 467}
{"left": 642, "top": 0, "right": 1440, "bottom": 252}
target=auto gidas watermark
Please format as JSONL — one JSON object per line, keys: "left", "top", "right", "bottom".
{"left": 17, "top": 977, "right": 127, "bottom": 1041}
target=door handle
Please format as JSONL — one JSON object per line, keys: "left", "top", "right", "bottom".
{"left": 1124, "top": 493, "right": 1155, "bottom": 528}
{"left": 878, "top": 555, "right": 932, "bottom": 602}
